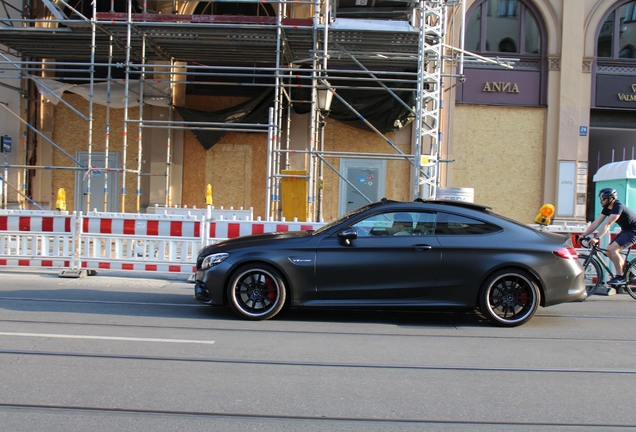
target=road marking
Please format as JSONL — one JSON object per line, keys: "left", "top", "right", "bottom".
{"left": 0, "top": 332, "right": 215, "bottom": 344}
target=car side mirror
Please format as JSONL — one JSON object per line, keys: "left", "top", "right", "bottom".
{"left": 338, "top": 227, "right": 358, "bottom": 245}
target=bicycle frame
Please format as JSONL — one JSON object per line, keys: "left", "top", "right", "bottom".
{"left": 579, "top": 236, "right": 636, "bottom": 300}
{"left": 583, "top": 244, "right": 629, "bottom": 273}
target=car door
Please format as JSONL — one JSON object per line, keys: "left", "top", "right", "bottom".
{"left": 431, "top": 211, "right": 503, "bottom": 303}
{"left": 314, "top": 210, "right": 441, "bottom": 301}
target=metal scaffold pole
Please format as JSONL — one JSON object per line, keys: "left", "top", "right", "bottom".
{"left": 414, "top": 0, "right": 445, "bottom": 200}
{"left": 120, "top": 0, "right": 133, "bottom": 212}
{"left": 85, "top": 0, "right": 97, "bottom": 212}
{"left": 136, "top": 34, "right": 147, "bottom": 213}
{"left": 0, "top": 0, "right": 464, "bottom": 218}
{"left": 103, "top": 34, "right": 114, "bottom": 213}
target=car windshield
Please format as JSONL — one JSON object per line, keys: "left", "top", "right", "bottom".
{"left": 312, "top": 202, "right": 378, "bottom": 235}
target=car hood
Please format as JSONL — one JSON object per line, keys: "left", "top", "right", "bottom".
{"left": 198, "top": 230, "right": 314, "bottom": 256}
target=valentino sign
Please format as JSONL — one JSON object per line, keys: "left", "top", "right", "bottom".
{"left": 616, "top": 84, "right": 636, "bottom": 102}
{"left": 595, "top": 75, "right": 636, "bottom": 109}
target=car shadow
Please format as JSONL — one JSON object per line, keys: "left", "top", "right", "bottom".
{"left": 0, "top": 270, "right": 492, "bottom": 327}
{"left": 0, "top": 285, "right": 491, "bottom": 327}
{"left": 276, "top": 307, "right": 491, "bottom": 328}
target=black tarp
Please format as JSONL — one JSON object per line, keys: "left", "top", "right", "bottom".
{"left": 175, "top": 89, "right": 275, "bottom": 150}
{"left": 289, "top": 72, "right": 415, "bottom": 133}
{"left": 176, "top": 79, "right": 415, "bottom": 151}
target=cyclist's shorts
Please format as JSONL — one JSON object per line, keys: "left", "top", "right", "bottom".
{"left": 612, "top": 229, "right": 636, "bottom": 248}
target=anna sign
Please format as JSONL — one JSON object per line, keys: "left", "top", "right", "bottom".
{"left": 456, "top": 68, "right": 541, "bottom": 106}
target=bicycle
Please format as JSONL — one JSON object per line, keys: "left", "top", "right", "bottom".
{"left": 577, "top": 236, "right": 636, "bottom": 300}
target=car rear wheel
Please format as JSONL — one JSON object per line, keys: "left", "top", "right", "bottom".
{"left": 227, "top": 264, "right": 287, "bottom": 320}
{"left": 478, "top": 269, "right": 539, "bottom": 327}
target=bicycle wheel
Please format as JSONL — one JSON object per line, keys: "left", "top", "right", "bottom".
{"left": 579, "top": 254, "right": 602, "bottom": 296}
{"left": 623, "top": 259, "right": 636, "bottom": 300}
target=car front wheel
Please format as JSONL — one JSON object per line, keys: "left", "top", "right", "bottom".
{"left": 227, "top": 263, "right": 286, "bottom": 320}
{"left": 478, "top": 269, "right": 539, "bottom": 327}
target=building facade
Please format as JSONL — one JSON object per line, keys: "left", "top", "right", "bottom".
{"left": 444, "top": 0, "right": 636, "bottom": 223}
{"left": 0, "top": 0, "right": 635, "bottom": 225}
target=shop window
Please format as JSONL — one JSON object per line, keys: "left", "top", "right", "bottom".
{"left": 467, "top": 0, "right": 541, "bottom": 55}
{"left": 597, "top": 1, "right": 636, "bottom": 59}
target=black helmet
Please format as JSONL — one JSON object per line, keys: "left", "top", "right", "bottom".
{"left": 599, "top": 187, "right": 618, "bottom": 200}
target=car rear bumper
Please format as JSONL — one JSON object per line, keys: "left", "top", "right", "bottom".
{"left": 542, "top": 268, "right": 587, "bottom": 306}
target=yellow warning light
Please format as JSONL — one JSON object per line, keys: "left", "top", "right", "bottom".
{"left": 55, "top": 188, "right": 66, "bottom": 211}
{"left": 205, "top": 184, "right": 213, "bottom": 205}
{"left": 534, "top": 203, "right": 555, "bottom": 226}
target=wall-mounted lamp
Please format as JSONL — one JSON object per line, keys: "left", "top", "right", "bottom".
{"left": 317, "top": 80, "right": 333, "bottom": 114}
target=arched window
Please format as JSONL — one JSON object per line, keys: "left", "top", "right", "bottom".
{"left": 459, "top": 0, "right": 547, "bottom": 106}
{"left": 597, "top": 1, "right": 636, "bottom": 59}
{"left": 466, "top": 0, "right": 542, "bottom": 55}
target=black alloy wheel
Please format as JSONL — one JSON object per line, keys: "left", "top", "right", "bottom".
{"left": 227, "top": 263, "right": 287, "bottom": 320}
{"left": 478, "top": 269, "right": 540, "bottom": 327}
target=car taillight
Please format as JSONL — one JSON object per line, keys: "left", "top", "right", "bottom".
{"left": 553, "top": 248, "right": 578, "bottom": 259}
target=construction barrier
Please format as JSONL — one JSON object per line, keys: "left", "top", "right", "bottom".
{"left": 0, "top": 208, "right": 325, "bottom": 277}
{"left": 79, "top": 211, "right": 204, "bottom": 274}
{"left": 6, "top": 211, "right": 615, "bottom": 278}
{"left": 146, "top": 204, "right": 253, "bottom": 221}
{"left": 209, "top": 220, "right": 321, "bottom": 240}
{"left": 0, "top": 210, "right": 78, "bottom": 270}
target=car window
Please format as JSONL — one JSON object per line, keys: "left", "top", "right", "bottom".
{"left": 353, "top": 211, "right": 436, "bottom": 237}
{"left": 313, "top": 202, "right": 377, "bottom": 235}
{"left": 434, "top": 212, "right": 500, "bottom": 235}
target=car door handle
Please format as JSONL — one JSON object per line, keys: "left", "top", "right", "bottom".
{"left": 412, "top": 244, "right": 433, "bottom": 251}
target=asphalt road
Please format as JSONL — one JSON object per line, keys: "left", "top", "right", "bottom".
{"left": 0, "top": 268, "right": 635, "bottom": 431}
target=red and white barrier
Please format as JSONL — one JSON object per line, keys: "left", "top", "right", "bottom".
{"left": 82, "top": 213, "right": 201, "bottom": 237}
{"left": 0, "top": 210, "right": 77, "bottom": 270}
{"left": 0, "top": 209, "right": 326, "bottom": 277}
{"left": 209, "top": 219, "right": 323, "bottom": 240}
{"left": 79, "top": 212, "right": 204, "bottom": 274}
{"left": 80, "top": 261, "right": 195, "bottom": 273}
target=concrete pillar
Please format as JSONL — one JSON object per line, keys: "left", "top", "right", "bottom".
{"left": 551, "top": 0, "right": 591, "bottom": 220}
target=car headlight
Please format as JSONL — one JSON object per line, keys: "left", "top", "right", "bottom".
{"left": 201, "top": 252, "right": 230, "bottom": 269}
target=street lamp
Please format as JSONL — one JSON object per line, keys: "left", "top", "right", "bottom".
{"left": 315, "top": 80, "right": 332, "bottom": 223}
{"left": 316, "top": 80, "right": 333, "bottom": 114}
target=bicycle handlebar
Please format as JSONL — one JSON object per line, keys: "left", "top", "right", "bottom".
{"left": 576, "top": 235, "right": 597, "bottom": 249}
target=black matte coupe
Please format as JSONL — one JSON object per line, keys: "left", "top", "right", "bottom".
{"left": 194, "top": 199, "right": 586, "bottom": 326}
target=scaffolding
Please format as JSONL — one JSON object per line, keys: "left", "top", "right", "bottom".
{"left": 0, "top": 0, "right": 465, "bottom": 221}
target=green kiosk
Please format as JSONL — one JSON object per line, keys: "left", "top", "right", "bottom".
{"left": 593, "top": 160, "right": 636, "bottom": 216}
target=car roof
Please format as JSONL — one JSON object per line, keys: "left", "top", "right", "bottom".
{"left": 377, "top": 197, "right": 494, "bottom": 214}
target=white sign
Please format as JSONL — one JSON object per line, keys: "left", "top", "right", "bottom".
{"left": 557, "top": 161, "right": 576, "bottom": 216}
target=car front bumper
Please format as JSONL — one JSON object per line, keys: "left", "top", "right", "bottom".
{"left": 194, "top": 264, "right": 231, "bottom": 306}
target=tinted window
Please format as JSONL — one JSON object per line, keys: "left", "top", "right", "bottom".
{"left": 434, "top": 213, "right": 500, "bottom": 235}
{"left": 597, "top": 1, "right": 636, "bottom": 59}
{"left": 353, "top": 211, "right": 436, "bottom": 237}
{"left": 468, "top": 0, "right": 541, "bottom": 55}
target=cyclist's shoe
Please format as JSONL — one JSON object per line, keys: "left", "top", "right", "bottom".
{"left": 607, "top": 276, "right": 626, "bottom": 286}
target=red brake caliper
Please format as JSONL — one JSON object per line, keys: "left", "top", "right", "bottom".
{"left": 518, "top": 288, "right": 528, "bottom": 306}
{"left": 265, "top": 277, "right": 276, "bottom": 300}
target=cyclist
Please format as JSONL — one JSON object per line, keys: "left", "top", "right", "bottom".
{"left": 579, "top": 187, "right": 636, "bottom": 285}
